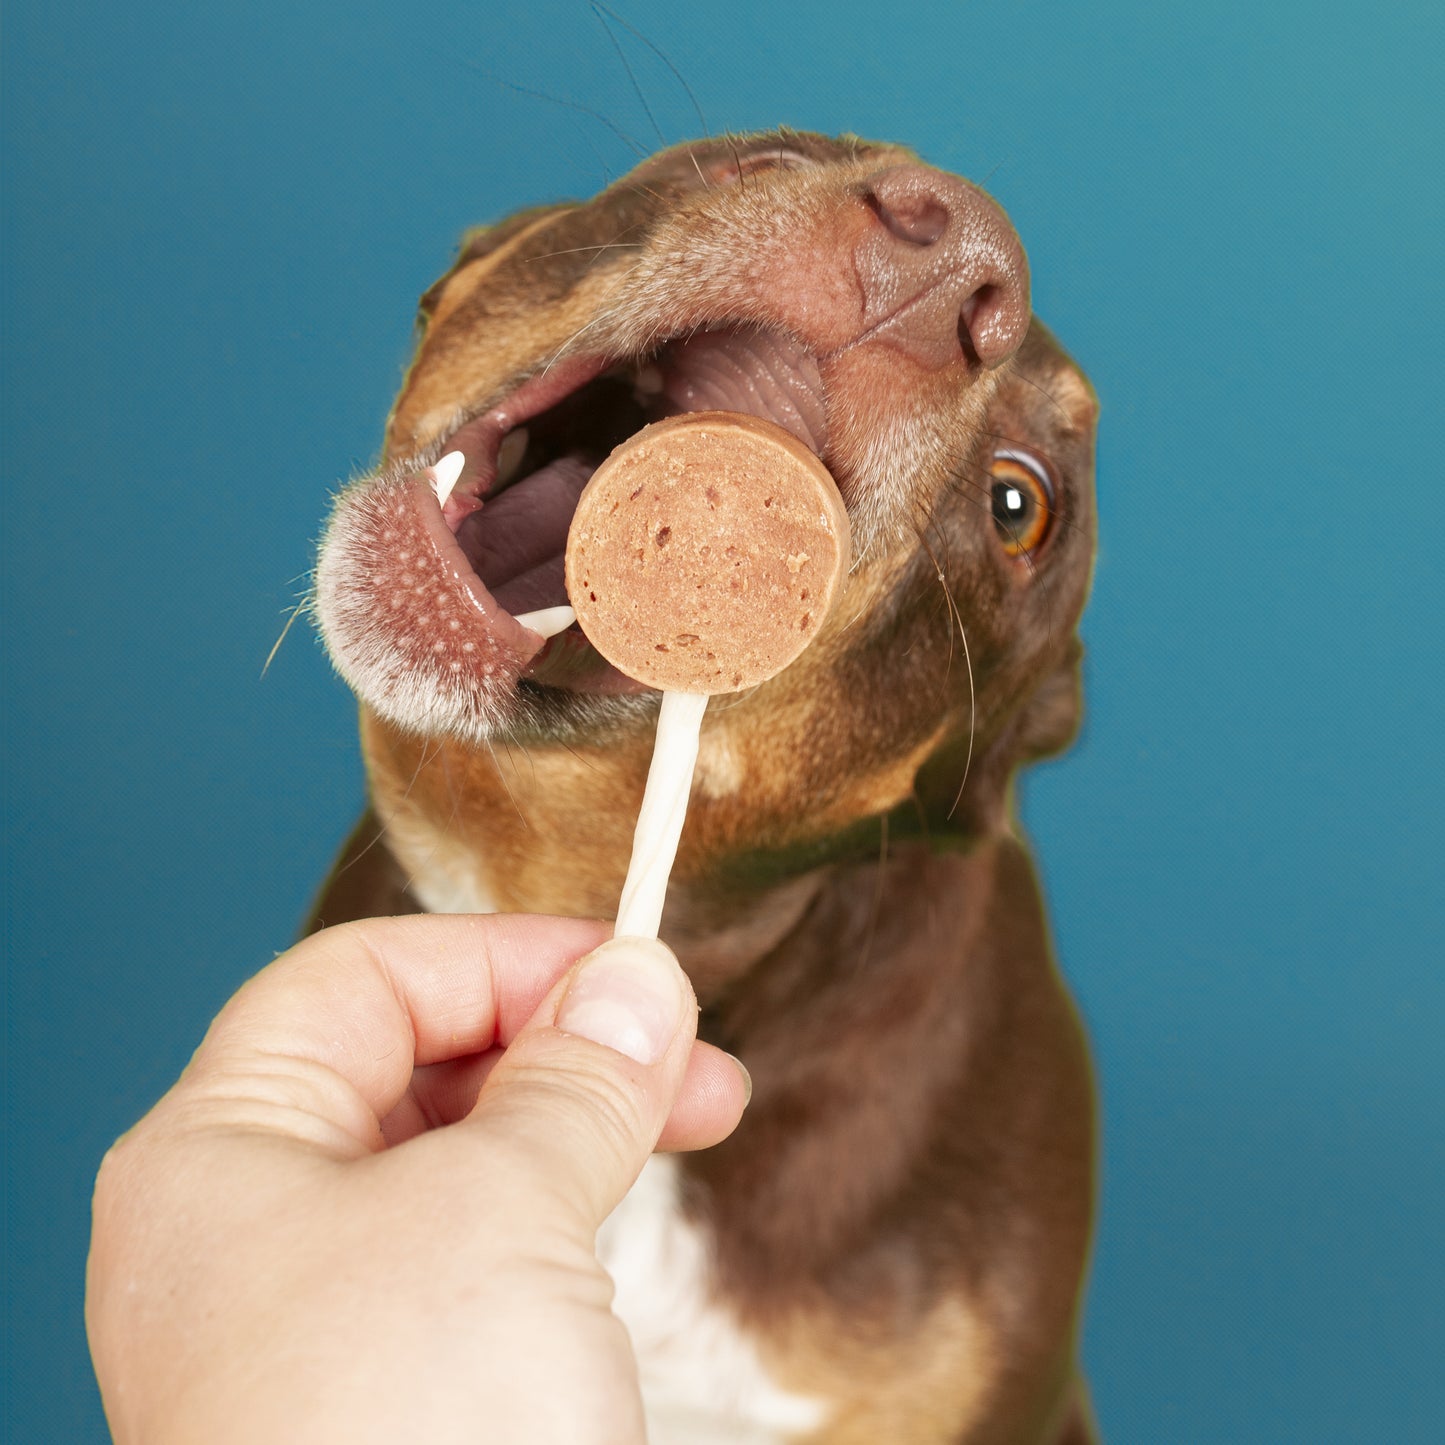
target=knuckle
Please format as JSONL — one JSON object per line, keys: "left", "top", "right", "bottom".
{"left": 491, "top": 1045, "right": 654, "bottom": 1163}
{"left": 92, "top": 1126, "right": 147, "bottom": 1210}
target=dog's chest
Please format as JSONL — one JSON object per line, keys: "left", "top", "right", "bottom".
{"left": 405, "top": 863, "right": 828, "bottom": 1441}
{"left": 597, "top": 1156, "right": 828, "bottom": 1445}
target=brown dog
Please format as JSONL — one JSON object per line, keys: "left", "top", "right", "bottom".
{"left": 312, "top": 130, "right": 1099, "bottom": 1444}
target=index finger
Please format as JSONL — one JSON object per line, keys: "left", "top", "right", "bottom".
{"left": 186, "top": 913, "right": 610, "bottom": 1147}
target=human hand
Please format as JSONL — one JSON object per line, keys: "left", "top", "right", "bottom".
{"left": 86, "top": 913, "right": 749, "bottom": 1444}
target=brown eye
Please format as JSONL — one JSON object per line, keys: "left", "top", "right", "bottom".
{"left": 989, "top": 450, "right": 1056, "bottom": 557}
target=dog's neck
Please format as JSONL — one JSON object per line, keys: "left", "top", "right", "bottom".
{"left": 357, "top": 704, "right": 1096, "bottom": 1435}
{"left": 361, "top": 696, "right": 1013, "bottom": 1000}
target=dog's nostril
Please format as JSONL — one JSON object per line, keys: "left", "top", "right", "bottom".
{"left": 959, "top": 282, "right": 1028, "bottom": 371}
{"left": 964, "top": 281, "right": 1027, "bottom": 370}
{"left": 865, "top": 178, "right": 950, "bottom": 246}
{"left": 957, "top": 285, "right": 994, "bottom": 369}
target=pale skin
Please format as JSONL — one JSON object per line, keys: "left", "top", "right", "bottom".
{"left": 85, "top": 913, "right": 750, "bottom": 1444}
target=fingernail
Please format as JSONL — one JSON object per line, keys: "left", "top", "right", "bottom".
{"left": 555, "top": 937, "right": 689, "bottom": 1065}
{"left": 726, "top": 1052, "right": 753, "bottom": 1105}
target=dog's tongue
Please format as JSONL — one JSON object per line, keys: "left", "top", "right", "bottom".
{"left": 470, "top": 455, "right": 592, "bottom": 615}
{"left": 656, "top": 331, "right": 827, "bottom": 455}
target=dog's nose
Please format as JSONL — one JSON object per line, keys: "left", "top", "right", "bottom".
{"left": 859, "top": 165, "right": 1030, "bottom": 370}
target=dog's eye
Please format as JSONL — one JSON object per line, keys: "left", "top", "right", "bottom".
{"left": 989, "top": 450, "right": 1056, "bottom": 557}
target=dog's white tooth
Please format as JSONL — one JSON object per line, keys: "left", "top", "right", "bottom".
{"left": 432, "top": 450, "right": 466, "bottom": 507}
{"left": 514, "top": 605, "right": 577, "bottom": 640}
{"left": 496, "top": 427, "right": 530, "bottom": 486}
{"left": 634, "top": 364, "right": 664, "bottom": 398}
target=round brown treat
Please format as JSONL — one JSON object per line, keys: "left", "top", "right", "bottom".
{"left": 565, "top": 411, "right": 851, "bottom": 693}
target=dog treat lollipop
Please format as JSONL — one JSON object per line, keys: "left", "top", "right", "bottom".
{"left": 567, "top": 410, "right": 851, "bottom": 694}
{"left": 564, "top": 410, "right": 851, "bottom": 937}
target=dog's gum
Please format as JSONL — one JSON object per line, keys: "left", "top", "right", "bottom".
{"left": 564, "top": 411, "right": 851, "bottom": 694}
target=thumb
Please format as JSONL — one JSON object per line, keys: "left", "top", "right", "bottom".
{"left": 466, "top": 935, "right": 698, "bottom": 1229}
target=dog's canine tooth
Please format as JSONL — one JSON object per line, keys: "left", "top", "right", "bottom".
{"left": 431, "top": 449, "right": 465, "bottom": 507}
{"left": 514, "top": 604, "right": 576, "bottom": 639}
{"left": 495, "top": 427, "right": 529, "bottom": 487}
{"left": 633, "top": 363, "right": 664, "bottom": 399}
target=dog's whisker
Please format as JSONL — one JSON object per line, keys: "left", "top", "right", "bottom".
{"left": 911, "top": 525, "right": 960, "bottom": 699}
{"left": 467, "top": 68, "right": 650, "bottom": 159}
{"left": 261, "top": 592, "right": 313, "bottom": 678}
{"left": 436, "top": 737, "right": 467, "bottom": 842}
{"left": 590, "top": 1, "right": 668, "bottom": 150}
{"left": 999, "top": 358, "right": 1073, "bottom": 421}
{"left": 526, "top": 242, "right": 645, "bottom": 262}
{"left": 946, "top": 611, "right": 977, "bottom": 822}
{"left": 326, "top": 815, "right": 386, "bottom": 883}
{"left": 390, "top": 718, "right": 449, "bottom": 901}
{"left": 903, "top": 504, "right": 979, "bottom": 812}
{"left": 620, "top": 181, "right": 670, "bottom": 206}
{"left": 724, "top": 136, "right": 745, "bottom": 190}
{"left": 589, "top": 1, "right": 708, "bottom": 139}
{"left": 538, "top": 267, "right": 651, "bottom": 373}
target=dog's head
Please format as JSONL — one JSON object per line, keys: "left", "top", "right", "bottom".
{"left": 315, "top": 131, "right": 1096, "bottom": 920}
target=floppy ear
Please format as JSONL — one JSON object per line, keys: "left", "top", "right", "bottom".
{"left": 417, "top": 204, "right": 576, "bottom": 319}
{"left": 1011, "top": 637, "right": 1085, "bottom": 763}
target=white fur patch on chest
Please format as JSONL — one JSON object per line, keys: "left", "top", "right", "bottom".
{"left": 406, "top": 850, "right": 826, "bottom": 1439}
{"left": 404, "top": 839, "right": 503, "bottom": 917}
{"left": 598, "top": 1156, "right": 829, "bottom": 1445}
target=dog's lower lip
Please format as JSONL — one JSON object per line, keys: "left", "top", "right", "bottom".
{"left": 413, "top": 445, "right": 651, "bottom": 695}
{"left": 398, "top": 462, "right": 618, "bottom": 687}
{"left": 409, "top": 476, "right": 545, "bottom": 660}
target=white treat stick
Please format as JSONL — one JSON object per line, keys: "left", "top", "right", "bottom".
{"left": 614, "top": 690, "right": 709, "bottom": 939}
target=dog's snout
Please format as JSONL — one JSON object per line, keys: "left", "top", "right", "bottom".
{"left": 860, "top": 165, "right": 1030, "bottom": 371}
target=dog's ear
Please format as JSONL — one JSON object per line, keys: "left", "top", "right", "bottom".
{"left": 1011, "top": 636, "right": 1085, "bottom": 762}
{"left": 417, "top": 204, "right": 574, "bottom": 320}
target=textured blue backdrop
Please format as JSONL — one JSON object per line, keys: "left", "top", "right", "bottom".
{"left": 4, "top": 1, "right": 1441, "bottom": 1439}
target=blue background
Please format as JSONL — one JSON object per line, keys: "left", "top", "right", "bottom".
{"left": 4, "top": 1, "right": 1441, "bottom": 1439}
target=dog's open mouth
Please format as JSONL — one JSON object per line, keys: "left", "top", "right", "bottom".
{"left": 393, "top": 327, "right": 832, "bottom": 695}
